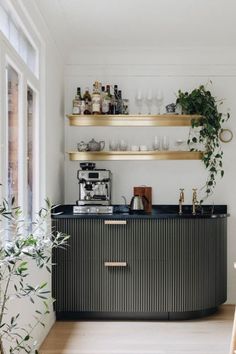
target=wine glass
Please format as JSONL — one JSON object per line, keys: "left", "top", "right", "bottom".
{"left": 135, "top": 90, "right": 143, "bottom": 114}
{"left": 155, "top": 90, "right": 164, "bottom": 114}
{"left": 145, "top": 89, "right": 153, "bottom": 115}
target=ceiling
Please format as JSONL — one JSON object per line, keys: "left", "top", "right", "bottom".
{"left": 34, "top": 0, "right": 236, "bottom": 58}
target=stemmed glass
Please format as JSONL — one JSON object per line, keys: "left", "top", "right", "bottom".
{"left": 155, "top": 90, "right": 164, "bottom": 114}
{"left": 145, "top": 89, "right": 153, "bottom": 115}
{"left": 135, "top": 90, "right": 143, "bottom": 114}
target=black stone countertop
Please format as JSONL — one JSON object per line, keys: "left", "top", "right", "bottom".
{"left": 51, "top": 204, "right": 229, "bottom": 219}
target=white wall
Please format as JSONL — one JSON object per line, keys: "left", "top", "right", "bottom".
{"left": 65, "top": 47, "right": 236, "bottom": 304}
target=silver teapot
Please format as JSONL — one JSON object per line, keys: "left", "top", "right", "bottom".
{"left": 77, "top": 141, "right": 88, "bottom": 152}
{"left": 88, "top": 138, "right": 105, "bottom": 151}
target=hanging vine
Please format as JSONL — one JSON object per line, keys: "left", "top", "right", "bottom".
{"left": 176, "top": 84, "right": 230, "bottom": 202}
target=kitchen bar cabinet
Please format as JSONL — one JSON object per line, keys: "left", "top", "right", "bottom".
{"left": 52, "top": 212, "right": 227, "bottom": 320}
{"left": 66, "top": 114, "right": 203, "bottom": 161}
{"left": 52, "top": 218, "right": 168, "bottom": 318}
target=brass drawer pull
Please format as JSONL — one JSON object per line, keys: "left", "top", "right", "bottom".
{"left": 104, "top": 262, "right": 127, "bottom": 267}
{"left": 104, "top": 220, "right": 127, "bottom": 225}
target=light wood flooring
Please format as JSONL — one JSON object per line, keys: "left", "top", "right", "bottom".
{"left": 40, "top": 305, "right": 234, "bottom": 354}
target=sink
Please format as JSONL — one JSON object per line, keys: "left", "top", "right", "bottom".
{"left": 113, "top": 205, "right": 130, "bottom": 214}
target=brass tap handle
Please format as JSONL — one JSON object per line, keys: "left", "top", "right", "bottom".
{"left": 192, "top": 188, "right": 198, "bottom": 215}
{"left": 179, "top": 188, "right": 185, "bottom": 215}
{"left": 179, "top": 188, "right": 185, "bottom": 202}
{"left": 192, "top": 188, "right": 198, "bottom": 200}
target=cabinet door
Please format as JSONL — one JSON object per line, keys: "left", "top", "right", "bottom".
{"left": 52, "top": 218, "right": 168, "bottom": 313}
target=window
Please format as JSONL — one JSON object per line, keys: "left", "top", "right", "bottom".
{"left": 0, "top": 0, "right": 38, "bottom": 75}
{"left": 7, "top": 65, "right": 19, "bottom": 205}
{"left": 27, "top": 86, "right": 35, "bottom": 222}
{"left": 0, "top": 0, "right": 43, "bottom": 220}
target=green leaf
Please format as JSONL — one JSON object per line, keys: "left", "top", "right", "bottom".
{"left": 39, "top": 282, "right": 48, "bottom": 289}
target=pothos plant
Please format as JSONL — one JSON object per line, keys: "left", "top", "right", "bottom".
{"left": 0, "top": 197, "right": 69, "bottom": 354}
{"left": 176, "top": 84, "right": 230, "bottom": 202}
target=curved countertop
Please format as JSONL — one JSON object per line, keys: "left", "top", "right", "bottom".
{"left": 51, "top": 204, "right": 229, "bottom": 219}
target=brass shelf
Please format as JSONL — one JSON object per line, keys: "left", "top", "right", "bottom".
{"left": 68, "top": 151, "right": 203, "bottom": 161}
{"left": 67, "top": 114, "right": 201, "bottom": 127}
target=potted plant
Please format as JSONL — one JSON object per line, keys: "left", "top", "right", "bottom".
{"left": 0, "top": 197, "right": 69, "bottom": 354}
{"left": 176, "top": 83, "right": 230, "bottom": 202}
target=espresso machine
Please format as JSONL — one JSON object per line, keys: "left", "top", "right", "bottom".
{"left": 73, "top": 163, "right": 113, "bottom": 214}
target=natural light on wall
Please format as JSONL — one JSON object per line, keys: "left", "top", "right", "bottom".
{"left": 0, "top": 0, "right": 38, "bottom": 76}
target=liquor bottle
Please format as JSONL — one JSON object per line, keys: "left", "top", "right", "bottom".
{"left": 117, "top": 90, "right": 123, "bottom": 114}
{"left": 102, "top": 85, "right": 111, "bottom": 114}
{"left": 72, "top": 87, "right": 82, "bottom": 115}
{"left": 110, "top": 85, "right": 118, "bottom": 115}
{"left": 101, "top": 86, "right": 105, "bottom": 97}
{"left": 83, "top": 87, "right": 92, "bottom": 115}
{"left": 101, "top": 86, "right": 106, "bottom": 114}
{"left": 92, "top": 81, "right": 101, "bottom": 114}
{"left": 80, "top": 100, "right": 85, "bottom": 115}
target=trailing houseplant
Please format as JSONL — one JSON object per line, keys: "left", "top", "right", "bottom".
{"left": 176, "top": 84, "right": 230, "bottom": 202}
{"left": 0, "top": 197, "right": 69, "bottom": 354}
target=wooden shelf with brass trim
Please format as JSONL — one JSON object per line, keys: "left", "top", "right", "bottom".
{"left": 67, "top": 114, "right": 201, "bottom": 127}
{"left": 68, "top": 151, "right": 203, "bottom": 161}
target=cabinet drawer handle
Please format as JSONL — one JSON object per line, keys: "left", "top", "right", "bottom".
{"left": 104, "top": 262, "right": 127, "bottom": 267}
{"left": 104, "top": 220, "right": 127, "bottom": 225}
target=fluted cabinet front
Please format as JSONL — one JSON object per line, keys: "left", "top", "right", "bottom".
{"left": 52, "top": 217, "right": 227, "bottom": 319}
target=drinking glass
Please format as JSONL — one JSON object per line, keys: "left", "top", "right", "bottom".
{"left": 155, "top": 90, "right": 164, "bottom": 114}
{"left": 162, "top": 136, "right": 169, "bottom": 151}
{"left": 145, "top": 89, "right": 153, "bottom": 115}
{"left": 109, "top": 140, "right": 118, "bottom": 151}
{"left": 135, "top": 90, "right": 143, "bottom": 114}
{"left": 153, "top": 136, "right": 160, "bottom": 150}
{"left": 119, "top": 139, "right": 128, "bottom": 151}
{"left": 122, "top": 99, "right": 129, "bottom": 115}
{"left": 175, "top": 139, "right": 185, "bottom": 151}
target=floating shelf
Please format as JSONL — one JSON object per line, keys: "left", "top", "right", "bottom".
{"left": 67, "top": 114, "right": 201, "bottom": 127}
{"left": 68, "top": 151, "right": 203, "bottom": 161}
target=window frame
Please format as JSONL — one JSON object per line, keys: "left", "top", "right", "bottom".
{"left": 0, "top": 12, "right": 44, "bottom": 218}
{"left": 0, "top": 0, "right": 39, "bottom": 77}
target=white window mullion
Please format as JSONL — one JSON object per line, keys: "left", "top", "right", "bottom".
{"left": 19, "top": 74, "right": 27, "bottom": 212}
{"left": 33, "top": 88, "right": 40, "bottom": 215}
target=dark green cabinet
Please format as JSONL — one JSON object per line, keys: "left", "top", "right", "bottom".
{"left": 52, "top": 217, "right": 227, "bottom": 320}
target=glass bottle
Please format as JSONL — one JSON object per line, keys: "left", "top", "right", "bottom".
{"left": 83, "top": 87, "right": 92, "bottom": 115}
{"left": 110, "top": 84, "right": 118, "bottom": 115}
{"left": 102, "top": 85, "right": 111, "bottom": 114}
{"left": 72, "top": 87, "right": 81, "bottom": 115}
{"left": 92, "top": 81, "right": 101, "bottom": 114}
{"left": 117, "top": 90, "right": 123, "bottom": 114}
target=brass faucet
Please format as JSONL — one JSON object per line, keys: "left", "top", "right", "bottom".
{"left": 179, "top": 188, "right": 185, "bottom": 215}
{"left": 192, "top": 188, "right": 198, "bottom": 215}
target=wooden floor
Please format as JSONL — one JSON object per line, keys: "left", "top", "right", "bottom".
{"left": 40, "top": 305, "right": 234, "bottom": 354}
